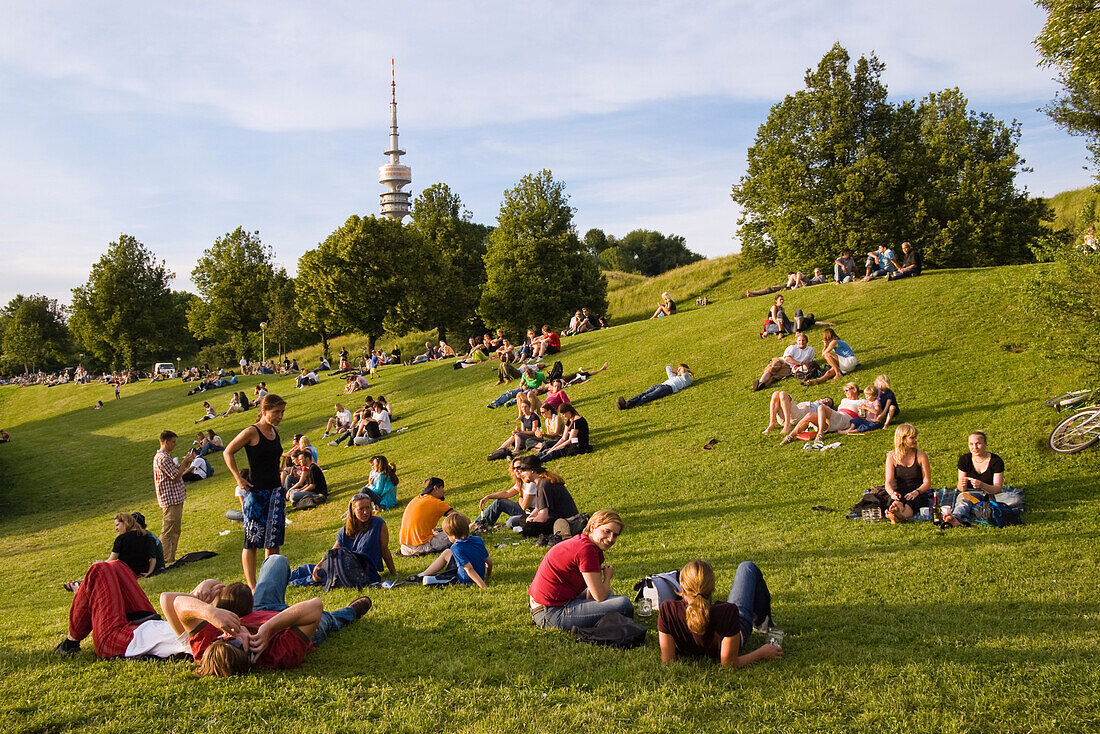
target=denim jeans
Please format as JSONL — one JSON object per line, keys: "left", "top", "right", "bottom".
{"left": 727, "top": 561, "right": 773, "bottom": 649}
{"left": 252, "top": 555, "right": 356, "bottom": 646}
{"left": 475, "top": 499, "right": 525, "bottom": 527}
{"left": 532, "top": 592, "right": 635, "bottom": 630}
{"left": 626, "top": 383, "right": 673, "bottom": 408}
{"left": 834, "top": 263, "right": 853, "bottom": 283}
{"left": 489, "top": 388, "right": 523, "bottom": 409}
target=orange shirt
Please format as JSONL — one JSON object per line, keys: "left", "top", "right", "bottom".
{"left": 399, "top": 494, "right": 451, "bottom": 546}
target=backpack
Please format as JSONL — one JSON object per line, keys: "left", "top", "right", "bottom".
{"left": 315, "top": 548, "right": 380, "bottom": 591}
{"left": 573, "top": 612, "right": 647, "bottom": 648}
{"left": 548, "top": 361, "right": 563, "bottom": 382}
{"left": 632, "top": 570, "right": 682, "bottom": 609}
{"left": 973, "top": 500, "right": 1023, "bottom": 528}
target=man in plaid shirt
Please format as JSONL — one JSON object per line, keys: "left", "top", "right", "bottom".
{"left": 153, "top": 430, "right": 195, "bottom": 565}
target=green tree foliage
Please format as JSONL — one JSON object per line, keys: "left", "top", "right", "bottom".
{"left": 296, "top": 215, "right": 440, "bottom": 351}
{"left": 731, "top": 43, "right": 1042, "bottom": 270}
{"left": 1035, "top": 1, "right": 1100, "bottom": 173}
{"left": 583, "top": 228, "right": 609, "bottom": 257}
{"left": 1026, "top": 248, "right": 1100, "bottom": 369}
{"left": 411, "top": 183, "right": 491, "bottom": 344}
{"left": 263, "top": 273, "right": 311, "bottom": 359}
{"left": 1, "top": 294, "right": 69, "bottom": 373}
{"left": 70, "top": 234, "right": 183, "bottom": 370}
{"left": 187, "top": 227, "right": 279, "bottom": 348}
{"left": 479, "top": 170, "right": 607, "bottom": 334}
{"left": 616, "top": 229, "right": 703, "bottom": 276}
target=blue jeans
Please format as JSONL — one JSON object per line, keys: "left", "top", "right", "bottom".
{"left": 532, "top": 591, "right": 635, "bottom": 630}
{"left": 834, "top": 263, "right": 853, "bottom": 283}
{"left": 890, "top": 269, "right": 919, "bottom": 280}
{"left": 475, "top": 499, "right": 525, "bottom": 527}
{"left": 488, "top": 387, "right": 523, "bottom": 409}
{"left": 252, "top": 555, "right": 357, "bottom": 646}
{"left": 727, "top": 561, "right": 773, "bottom": 650}
{"left": 626, "top": 383, "right": 673, "bottom": 408}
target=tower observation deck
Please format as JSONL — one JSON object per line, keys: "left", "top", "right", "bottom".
{"left": 379, "top": 59, "right": 412, "bottom": 220}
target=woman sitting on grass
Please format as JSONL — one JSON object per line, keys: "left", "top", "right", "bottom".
{"left": 802, "top": 329, "right": 857, "bottom": 386}
{"left": 294, "top": 496, "right": 396, "bottom": 587}
{"left": 651, "top": 292, "right": 676, "bottom": 318}
{"left": 883, "top": 423, "right": 931, "bottom": 524}
{"left": 63, "top": 513, "right": 156, "bottom": 591}
{"left": 472, "top": 460, "right": 535, "bottom": 533}
{"left": 195, "top": 401, "right": 216, "bottom": 423}
{"left": 658, "top": 559, "right": 782, "bottom": 668}
{"left": 357, "top": 455, "right": 400, "bottom": 510}
{"left": 527, "top": 510, "right": 634, "bottom": 630}
{"left": 942, "top": 431, "right": 1022, "bottom": 527}
{"left": 488, "top": 393, "right": 542, "bottom": 461}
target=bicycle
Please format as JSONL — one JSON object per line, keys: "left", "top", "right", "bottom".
{"left": 1047, "top": 388, "right": 1100, "bottom": 454}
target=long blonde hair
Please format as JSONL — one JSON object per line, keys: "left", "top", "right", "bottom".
{"left": 893, "top": 423, "right": 918, "bottom": 461}
{"left": 679, "top": 559, "right": 716, "bottom": 635}
{"left": 114, "top": 512, "right": 144, "bottom": 535}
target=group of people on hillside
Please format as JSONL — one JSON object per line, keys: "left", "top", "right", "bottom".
{"left": 745, "top": 241, "right": 923, "bottom": 297}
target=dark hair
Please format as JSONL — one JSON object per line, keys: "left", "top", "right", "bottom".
{"left": 217, "top": 582, "right": 253, "bottom": 618}
{"left": 559, "top": 404, "right": 578, "bottom": 417}
{"left": 159, "top": 430, "right": 177, "bottom": 442}
{"left": 422, "top": 477, "right": 445, "bottom": 494}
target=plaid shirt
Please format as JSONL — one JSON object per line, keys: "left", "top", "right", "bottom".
{"left": 153, "top": 449, "right": 186, "bottom": 508}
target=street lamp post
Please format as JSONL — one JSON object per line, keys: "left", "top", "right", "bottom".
{"left": 176, "top": 357, "right": 180, "bottom": 378}
{"left": 260, "top": 322, "right": 267, "bottom": 365}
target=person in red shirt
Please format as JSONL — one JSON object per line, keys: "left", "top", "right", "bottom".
{"left": 657, "top": 559, "right": 782, "bottom": 668}
{"left": 527, "top": 510, "right": 633, "bottom": 630}
{"left": 530, "top": 324, "right": 561, "bottom": 361}
{"left": 161, "top": 554, "right": 371, "bottom": 676}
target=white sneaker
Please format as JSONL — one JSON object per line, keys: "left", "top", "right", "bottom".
{"left": 327, "top": 440, "right": 339, "bottom": 447}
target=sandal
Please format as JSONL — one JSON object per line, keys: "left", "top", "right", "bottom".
{"left": 702, "top": 438, "right": 720, "bottom": 450}
{"left": 779, "top": 435, "right": 793, "bottom": 445}
{"left": 62, "top": 580, "right": 81, "bottom": 592}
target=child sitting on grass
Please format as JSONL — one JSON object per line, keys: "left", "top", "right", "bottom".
{"left": 412, "top": 513, "right": 491, "bottom": 588}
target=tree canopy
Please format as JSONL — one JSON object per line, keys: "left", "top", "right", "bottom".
{"left": 69, "top": 234, "right": 184, "bottom": 370}
{"left": 1, "top": 294, "right": 69, "bottom": 373}
{"left": 410, "top": 183, "right": 491, "bottom": 344}
{"left": 478, "top": 170, "right": 607, "bottom": 334}
{"left": 1035, "top": 0, "right": 1100, "bottom": 175}
{"left": 731, "top": 43, "right": 1043, "bottom": 270}
{"left": 187, "top": 227, "right": 280, "bottom": 349}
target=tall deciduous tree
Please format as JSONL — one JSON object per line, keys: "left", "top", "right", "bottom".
{"left": 410, "top": 183, "right": 491, "bottom": 344}
{"left": 187, "top": 227, "right": 279, "bottom": 348}
{"left": 616, "top": 229, "right": 703, "bottom": 276}
{"left": 732, "top": 43, "right": 1042, "bottom": 270}
{"left": 479, "top": 170, "right": 607, "bottom": 334}
{"left": 1, "top": 294, "right": 69, "bottom": 373}
{"left": 70, "top": 234, "right": 182, "bottom": 370}
{"left": 296, "top": 215, "right": 439, "bottom": 351}
{"left": 1035, "top": 1, "right": 1100, "bottom": 174}
{"left": 264, "top": 273, "right": 311, "bottom": 360}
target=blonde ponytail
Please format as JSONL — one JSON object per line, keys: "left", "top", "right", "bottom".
{"left": 679, "top": 559, "right": 716, "bottom": 635}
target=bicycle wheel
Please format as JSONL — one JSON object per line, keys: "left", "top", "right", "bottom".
{"left": 1049, "top": 408, "right": 1100, "bottom": 454}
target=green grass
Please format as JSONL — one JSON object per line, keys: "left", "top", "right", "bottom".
{"left": 1, "top": 262, "right": 1099, "bottom": 733}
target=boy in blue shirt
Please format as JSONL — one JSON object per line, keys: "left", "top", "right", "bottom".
{"left": 414, "top": 513, "right": 491, "bottom": 588}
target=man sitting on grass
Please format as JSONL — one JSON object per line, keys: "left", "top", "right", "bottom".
{"left": 398, "top": 477, "right": 454, "bottom": 556}
{"left": 752, "top": 333, "right": 815, "bottom": 391}
{"left": 322, "top": 403, "right": 353, "bottom": 438}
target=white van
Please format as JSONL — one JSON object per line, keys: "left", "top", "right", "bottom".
{"left": 153, "top": 362, "right": 177, "bottom": 378}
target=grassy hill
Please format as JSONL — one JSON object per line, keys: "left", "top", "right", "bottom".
{"left": 1046, "top": 185, "right": 1099, "bottom": 242}
{"left": 0, "top": 262, "right": 1098, "bottom": 733}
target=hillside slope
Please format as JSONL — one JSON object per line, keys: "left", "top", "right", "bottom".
{"left": 0, "top": 263, "right": 1097, "bottom": 733}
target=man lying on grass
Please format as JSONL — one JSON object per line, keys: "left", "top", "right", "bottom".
{"left": 162, "top": 555, "right": 372, "bottom": 676}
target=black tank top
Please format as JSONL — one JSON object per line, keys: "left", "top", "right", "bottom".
{"left": 244, "top": 424, "right": 282, "bottom": 490}
{"left": 893, "top": 454, "right": 924, "bottom": 493}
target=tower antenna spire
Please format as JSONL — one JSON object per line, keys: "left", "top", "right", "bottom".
{"left": 379, "top": 58, "right": 411, "bottom": 220}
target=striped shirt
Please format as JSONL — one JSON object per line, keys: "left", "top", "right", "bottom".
{"left": 153, "top": 449, "right": 186, "bottom": 508}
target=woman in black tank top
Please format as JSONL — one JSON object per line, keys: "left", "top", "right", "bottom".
{"left": 884, "top": 423, "right": 931, "bottom": 524}
{"left": 224, "top": 394, "right": 286, "bottom": 588}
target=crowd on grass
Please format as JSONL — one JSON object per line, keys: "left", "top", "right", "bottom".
{"left": 42, "top": 240, "right": 1031, "bottom": 677}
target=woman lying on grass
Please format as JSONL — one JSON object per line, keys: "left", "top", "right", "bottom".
{"left": 658, "top": 559, "right": 782, "bottom": 668}
{"left": 528, "top": 510, "right": 634, "bottom": 630}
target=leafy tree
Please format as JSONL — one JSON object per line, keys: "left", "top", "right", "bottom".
{"left": 410, "top": 183, "right": 491, "bottom": 344}
{"left": 70, "top": 234, "right": 182, "bottom": 370}
{"left": 583, "top": 228, "right": 609, "bottom": 257}
{"left": 296, "top": 215, "right": 439, "bottom": 351}
{"left": 1035, "top": 1, "right": 1100, "bottom": 174}
{"left": 598, "top": 244, "right": 636, "bottom": 273}
{"left": 1026, "top": 247, "right": 1100, "bottom": 369}
{"left": 479, "top": 170, "right": 607, "bottom": 334}
{"left": 731, "top": 44, "right": 1042, "bottom": 270}
{"left": 187, "top": 227, "right": 279, "bottom": 349}
{"left": 264, "top": 273, "right": 311, "bottom": 359}
{"left": 616, "top": 229, "right": 703, "bottom": 276}
{"left": 1, "top": 294, "right": 69, "bottom": 373}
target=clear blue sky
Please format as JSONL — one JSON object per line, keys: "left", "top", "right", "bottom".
{"left": 0, "top": 0, "right": 1091, "bottom": 306}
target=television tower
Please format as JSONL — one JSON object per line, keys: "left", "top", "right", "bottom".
{"left": 379, "top": 59, "right": 412, "bottom": 220}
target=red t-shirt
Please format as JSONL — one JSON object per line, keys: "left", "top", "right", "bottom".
{"left": 528, "top": 534, "right": 602, "bottom": 606}
{"left": 657, "top": 599, "right": 741, "bottom": 659}
{"left": 546, "top": 332, "right": 561, "bottom": 350}
{"left": 189, "top": 610, "right": 313, "bottom": 670}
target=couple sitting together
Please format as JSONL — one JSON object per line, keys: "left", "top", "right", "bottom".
{"left": 752, "top": 330, "right": 856, "bottom": 391}
{"left": 765, "top": 375, "right": 898, "bottom": 447}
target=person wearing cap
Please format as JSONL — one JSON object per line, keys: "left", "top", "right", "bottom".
{"left": 398, "top": 478, "right": 454, "bottom": 555}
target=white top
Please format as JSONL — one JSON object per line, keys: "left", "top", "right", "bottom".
{"left": 838, "top": 397, "right": 862, "bottom": 413}
{"left": 189, "top": 456, "right": 210, "bottom": 479}
{"left": 783, "top": 345, "right": 816, "bottom": 365}
{"left": 124, "top": 620, "right": 190, "bottom": 658}
{"left": 337, "top": 408, "right": 353, "bottom": 425}
{"left": 373, "top": 409, "right": 391, "bottom": 434}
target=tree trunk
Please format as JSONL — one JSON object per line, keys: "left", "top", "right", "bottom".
{"left": 319, "top": 329, "right": 330, "bottom": 360}
{"left": 437, "top": 325, "right": 448, "bottom": 346}
{"left": 368, "top": 334, "right": 377, "bottom": 352}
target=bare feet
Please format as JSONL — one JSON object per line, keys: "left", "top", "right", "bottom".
{"left": 763, "top": 424, "right": 774, "bottom": 434}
